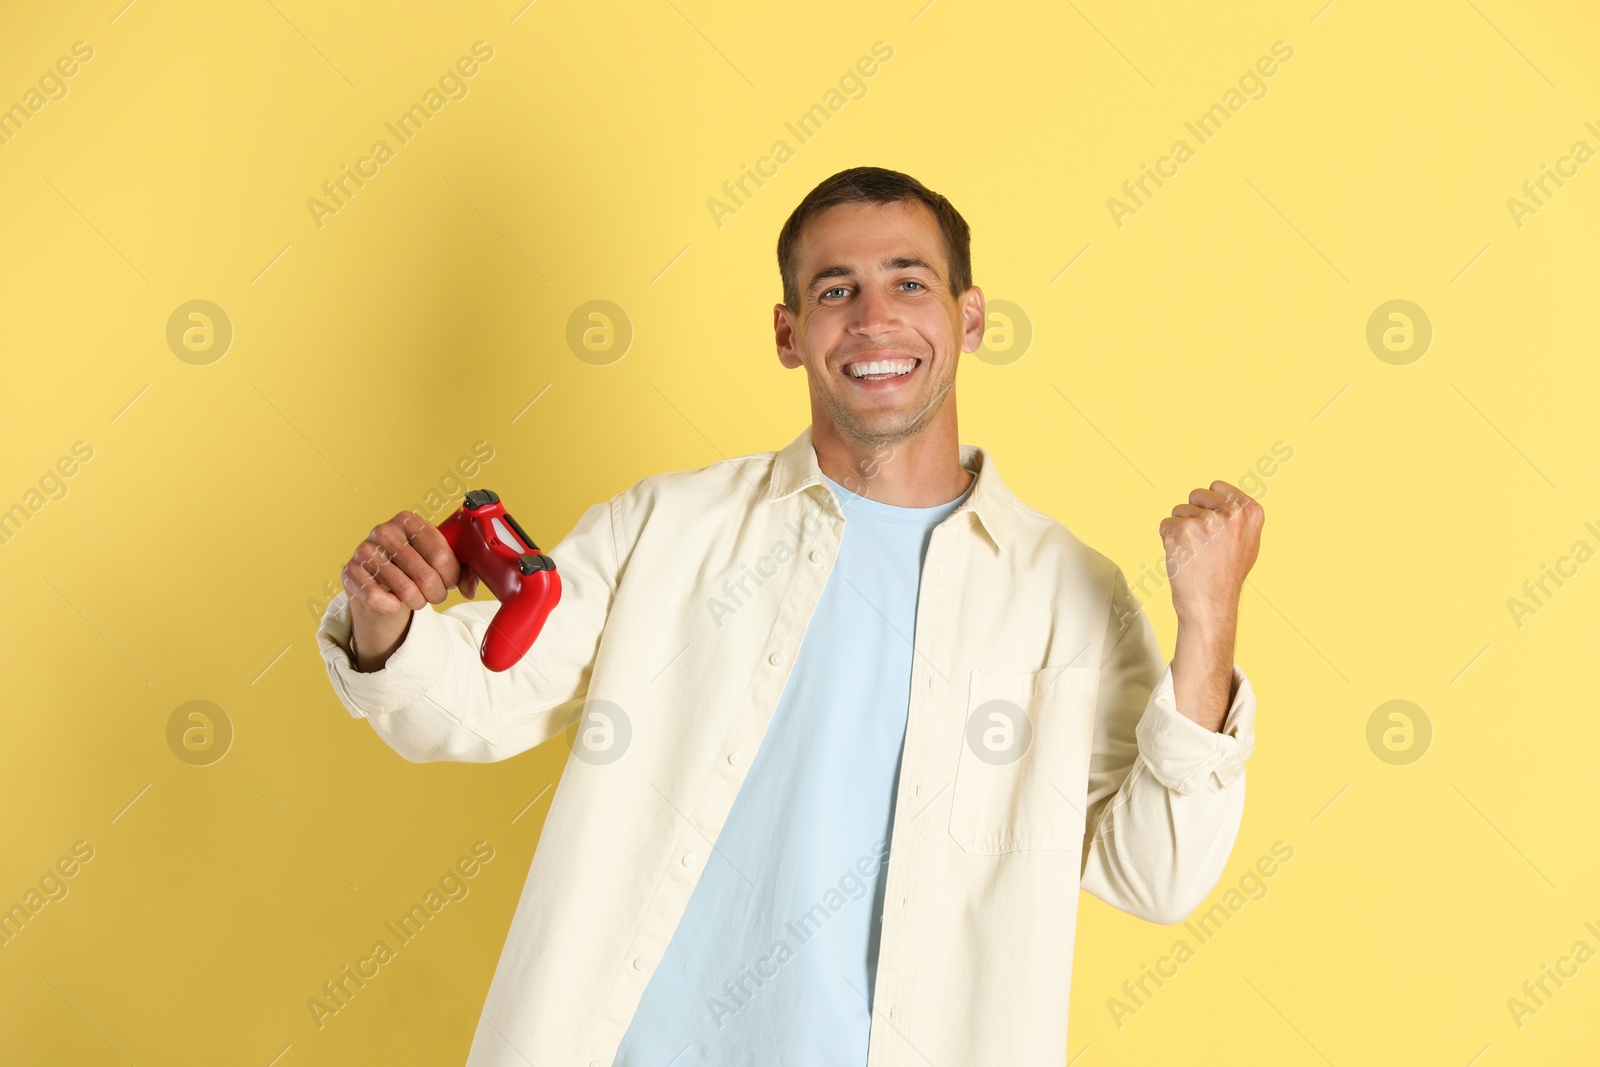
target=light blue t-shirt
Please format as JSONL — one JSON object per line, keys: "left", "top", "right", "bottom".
{"left": 614, "top": 468, "right": 975, "bottom": 1066}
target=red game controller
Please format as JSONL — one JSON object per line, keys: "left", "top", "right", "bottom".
{"left": 437, "top": 490, "right": 561, "bottom": 672}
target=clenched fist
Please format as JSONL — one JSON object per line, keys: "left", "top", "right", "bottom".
{"left": 1160, "top": 480, "right": 1264, "bottom": 634}
{"left": 342, "top": 511, "right": 480, "bottom": 672}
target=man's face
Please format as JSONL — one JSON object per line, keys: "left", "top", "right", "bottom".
{"left": 775, "top": 200, "right": 985, "bottom": 452}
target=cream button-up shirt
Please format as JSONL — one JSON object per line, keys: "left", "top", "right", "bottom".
{"left": 316, "top": 423, "right": 1258, "bottom": 1066}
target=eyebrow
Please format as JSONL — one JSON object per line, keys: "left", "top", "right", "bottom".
{"left": 805, "top": 255, "right": 941, "bottom": 297}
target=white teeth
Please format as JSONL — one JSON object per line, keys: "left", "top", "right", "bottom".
{"left": 847, "top": 359, "right": 916, "bottom": 378}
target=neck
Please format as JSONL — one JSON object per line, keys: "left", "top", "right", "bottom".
{"left": 811, "top": 415, "right": 973, "bottom": 507}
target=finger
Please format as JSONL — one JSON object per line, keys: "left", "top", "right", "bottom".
{"left": 1159, "top": 516, "right": 1188, "bottom": 543}
{"left": 343, "top": 559, "right": 405, "bottom": 613}
{"left": 394, "top": 512, "right": 464, "bottom": 590}
{"left": 1170, "top": 504, "right": 1209, "bottom": 519}
{"left": 355, "top": 540, "right": 427, "bottom": 611}
{"left": 372, "top": 523, "right": 450, "bottom": 605}
{"left": 1191, "top": 482, "right": 1251, "bottom": 513}
{"left": 459, "top": 568, "right": 479, "bottom": 600}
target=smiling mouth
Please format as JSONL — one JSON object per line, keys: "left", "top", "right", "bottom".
{"left": 842, "top": 356, "right": 921, "bottom": 382}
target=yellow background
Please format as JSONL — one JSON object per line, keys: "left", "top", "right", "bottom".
{"left": 2, "top": 0, "right": 1596, "bottom": 1063}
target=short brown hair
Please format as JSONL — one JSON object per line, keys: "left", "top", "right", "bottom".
{"left": 776, "top": 166, "right": 972, "bottom": 314}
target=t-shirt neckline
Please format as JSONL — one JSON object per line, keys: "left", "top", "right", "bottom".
{"left": 819, "top": 469, "right": 976, "bottom": 524}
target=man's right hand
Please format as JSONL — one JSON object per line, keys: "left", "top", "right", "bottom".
{"left": 342, "top": 511, "right": 480, "bottom": 672}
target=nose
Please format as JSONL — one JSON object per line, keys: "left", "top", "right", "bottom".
{"left": 849, "top": 283, "right": 899, "bottom": 336}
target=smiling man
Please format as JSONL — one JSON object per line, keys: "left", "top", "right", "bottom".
{"left": 317, "top": 166, "right": 1264, "bottom": 1066}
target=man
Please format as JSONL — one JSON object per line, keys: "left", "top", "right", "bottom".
{"left": 317, "top": 166, "right": 1264, "bottom": 1066}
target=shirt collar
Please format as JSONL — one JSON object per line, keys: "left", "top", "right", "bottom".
{"left": 767, "top": 424, "right": 1016, "bottom": 556}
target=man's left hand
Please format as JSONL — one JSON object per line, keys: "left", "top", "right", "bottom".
{"left": 1158, "top": 480, "right": 1264, "bottom": 731}
{"left": 1160, "top": 480, "right": 1265, "bottom": 636}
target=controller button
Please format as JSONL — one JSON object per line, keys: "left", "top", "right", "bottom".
{"left": 518, "top": 553, "right": 554, "bottom": 575}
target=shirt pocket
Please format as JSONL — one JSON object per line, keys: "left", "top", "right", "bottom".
{"left": 947, "top": 665, "right": 1101, "bottom": 855}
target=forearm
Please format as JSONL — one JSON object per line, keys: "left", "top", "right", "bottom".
{"left": 1170, "top": 613, "right": 1237, "bottom": 733}
{"left": 1081, "top": 567, "right": 1259, "bottom": 923}
{"left": 318, "top": 592, "right": 555, "bottom": 763}
{"left": 349, "top": 597, "right": 415, "bottom": 672}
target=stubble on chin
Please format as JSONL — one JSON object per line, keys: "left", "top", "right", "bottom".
{"left": 818, "top": 358, "right": 955, "bottom": 453}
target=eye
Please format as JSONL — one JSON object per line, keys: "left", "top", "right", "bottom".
{"left": 899, "top": 280, "right": 925, "bottom": 291}
{"left": 822, "top": 286, "right": 850, "bottom": 300}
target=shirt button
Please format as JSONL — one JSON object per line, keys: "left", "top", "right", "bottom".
{"left": 768, "top": 652, "right": 783, "bottom": 666}
{"left": 809, "top": 549, "right": 824, "bottom": 562}
{"left": 632, "top": 957, "right": 647, "bottom": 971}
{"left": 728, "top": 752, "right": 744, "bottom": 766}
{"left": 682, "top": 853, "right": 697, "bottom": 868}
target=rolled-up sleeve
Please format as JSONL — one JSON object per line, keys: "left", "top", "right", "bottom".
{"left": 315, "top": 494, "right": 623, "bottom": 764}
{"left": 1134, "top": 662, "right": 1255, "bottom": 794}
{"left": 1079, "top": 566, "right": 1256, "bottom": 925}
{"left": 318, "top": 592, "right": 455, "bottom": 717}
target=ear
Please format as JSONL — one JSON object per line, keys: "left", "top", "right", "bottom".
{"left": 958, "top": 285, "right": 986, "bottom": 354}
{"left": 774, "top": 303, "right": 803, "bottom": 369}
